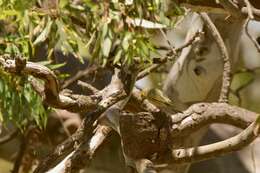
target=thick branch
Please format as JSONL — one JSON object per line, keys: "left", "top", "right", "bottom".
{"left": 121, "top": 99, "right": 260, "bottom": 167}
{"left": 34, "top": 68, "right": 136, "bottom": 173}
{"left": 171, "top": 116, "right": 260, "bottom": 164}
{"left": 170, "top": 102, "right": 256, "bottom": 137}
{"left": 0, "top": 56, "right": 100, "bottom": 113}
{"left": 64, "top": 125, "right": 112, "bottom": 173}
{"left": 46, "top": 125, "right": 112, "bottom": 173}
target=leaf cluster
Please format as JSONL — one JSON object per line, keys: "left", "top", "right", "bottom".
{"left": 0, "top": 70, "right": 49, "bottom": 129}
{"left": 0, "top": 0, "right": 184, "bottom": 128}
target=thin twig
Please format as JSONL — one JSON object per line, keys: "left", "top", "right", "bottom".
{"left": 241, "top": 7, "right": 260, "bottom": 20}
{"left": 200, "top": 13, "right": 231, "bottom": 103}
{"left": 218, "top": 0, "right": 244, "bottom": 18}
{"left": 159, "top": 28, "right": 176, "bottom": 54}
{"left": 137, "top": 31, "right": 201, "bottom": 80}
{"left": 244, "top": 0, "right": 254, "bottom": 19}
{"left": 62, "top": 65, "right": 98, "bottom": 89}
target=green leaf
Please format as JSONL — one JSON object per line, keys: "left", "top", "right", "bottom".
{"left": 59, "top": 0, "right": 69, "bottom": 8}
{"left": 122, "top": 33, "right": 132, "bottom": 51}
{"left": 48, "top": 62, "right": 67, "bottom": 70}
{"left": 113, "top": 49, "right": 122, "bottom": 64}
{"left": 102, "top": 37, "right": 112, "bottom": 57}
{"left": 33, "top": 19, "right": 53, "bottom": 45}
{"left": 230, "top": 71, "right": 254, "bottom": 92}
{"left": 77, "top": 39, "right": 89, "bottom": 58}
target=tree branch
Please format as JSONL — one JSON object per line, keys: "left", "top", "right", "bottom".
{"left": 180, "top": 1, "right": 260, "bottom": 20}
{"left": 0, "top": 56, "right": 101, "bottom": 113}
{"left": 199, "top": 13, "right": 231, "bottom": 103}
{"left": 169, "top": 102, "right": 256, "bottom": 137}
{"left": 64, "top": 125, "right": 112, "bottom": 173}
{"left": 34, "top": 68, "right": 137, "bottom": 173}
{"left": 46, "top": 125, "right": 112, "bottom": 173}
{"left": 135, "top": 159, "right": 157, "bottom": 173}
{"left": 171, "top": 116, "right": 260, "bottom": 164}
{"left": 137, "top": 31, "right": 202, "bottom": 80}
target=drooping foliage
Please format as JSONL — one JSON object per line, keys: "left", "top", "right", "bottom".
{"left": 0, "top": 0, "right": 183, "bottom": 128}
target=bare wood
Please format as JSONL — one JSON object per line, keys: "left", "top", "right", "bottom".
{"left": 135, "top": 159, "right": 157, "bottom": 173}
{"left": 0, "top": 56, "right": 100, "bottom": 113}
{"left": 77, "top": 80, "right": 99, "bottom": 94}
{"left": 170, "top": 102, "right": 256, "bottom": 137}
{"left": 64, "top": 125, "right": 112, "bottom": 173}
{"left": 243, "top": 0, "right": 254, "bottom": 19}
{"left": 34, "top": 69, "right": 136, "bottom": 173}
{"left": 199, "top": 13, "right": 231, "bottom": 103}
{"left": 171, "top": 116, "right": 260, "bottom": 164}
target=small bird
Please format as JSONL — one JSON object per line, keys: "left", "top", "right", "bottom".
{"left": 141, "top": 88, "right": 179, "bottom": 114}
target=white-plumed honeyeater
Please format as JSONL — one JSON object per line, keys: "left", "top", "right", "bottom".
{"left": 141, "top": 88, "right": 178, "bottom": 114}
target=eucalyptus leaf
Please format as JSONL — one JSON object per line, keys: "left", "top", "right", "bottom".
{"left": 230, "top": 71, "right": 254, "bottom": 92}
{"left": 33, "top": 19, "right": 53, "bottom": 45}
{"left": 59, "top": 0, "right": 68, "bottom": 8}
{"left": 102, "top": 37, "right": 112, "bottom": 57}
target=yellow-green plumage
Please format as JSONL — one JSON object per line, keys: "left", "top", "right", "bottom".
{"left": 142, "top": 88, "right": 178, "bottom": 113}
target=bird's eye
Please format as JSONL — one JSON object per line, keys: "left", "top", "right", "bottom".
{"left": 195, "top": 46, "right": 208, "bottom": 56}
